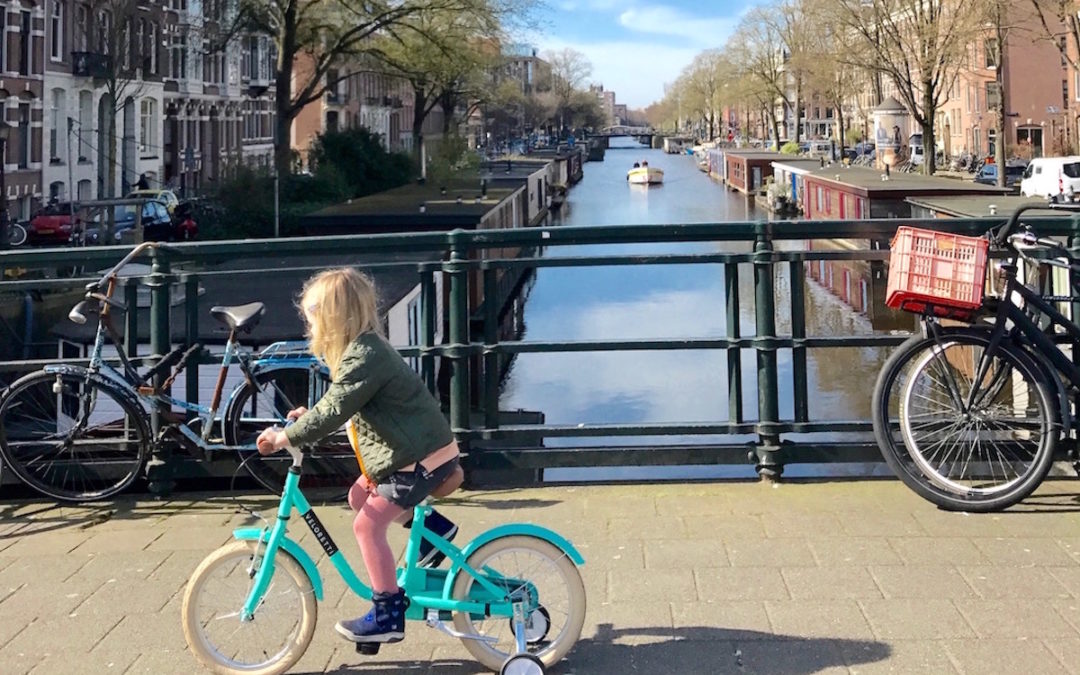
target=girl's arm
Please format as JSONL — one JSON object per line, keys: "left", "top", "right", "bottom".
{"left": 283, "top": 344, "right": 385, "bottom": 448}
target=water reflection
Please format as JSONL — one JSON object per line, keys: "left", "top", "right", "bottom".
{"left": 498, "top": 138, "right": 891, "bottom": 479}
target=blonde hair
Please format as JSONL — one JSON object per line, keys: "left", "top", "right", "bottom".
{"left": 299, "top": 267, "right": 383, "bottom": 379}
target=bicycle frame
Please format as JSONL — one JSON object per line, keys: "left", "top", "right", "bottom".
{"left": 232, "top": 453, "right": 584, "bottom": 628}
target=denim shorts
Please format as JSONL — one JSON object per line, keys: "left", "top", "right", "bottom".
{"left": 376, "top": 457, "right": 460, "bottom": 509}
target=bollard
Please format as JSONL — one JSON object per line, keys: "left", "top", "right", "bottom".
{"left": 446, "top": 230, "right": 470, "bottom": 438}
{"left": 145, "top": 247, "right": 175, "bottom": 497}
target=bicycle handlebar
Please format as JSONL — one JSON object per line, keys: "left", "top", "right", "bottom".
{"left": 88, "top": 241, "right": 162, "bottom": 292}
{"left": 991, "top": 202, "right": 1080, "bottom": 245}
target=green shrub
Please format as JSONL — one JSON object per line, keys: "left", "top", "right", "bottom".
{"left": 780, "top": 140, "right": 801, "bottom": 155}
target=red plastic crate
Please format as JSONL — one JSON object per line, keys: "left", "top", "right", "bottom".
{"left": 886, "top": 227, "right": 989, "bottom": 317}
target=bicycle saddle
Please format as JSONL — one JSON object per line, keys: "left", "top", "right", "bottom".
{"left": 210, "top": 302, "right": 265, "bottom": 332}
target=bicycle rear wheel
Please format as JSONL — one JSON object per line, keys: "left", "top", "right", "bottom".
{"left": 182, "top": 540, "right": 317, "bottom": 675}
{"left": 223, "top": 367, "right": 355, "bottom": 498}
{"left": 451, "top": 536, "right": 586, "bottom": 671}
{"left": 0, "top": 369, "right": 149, "bottom": 501}
{"left": 872, "top": 330, "right": 1056, "bottom": 512}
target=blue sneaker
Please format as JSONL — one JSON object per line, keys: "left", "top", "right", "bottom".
{"left": 417, "top": 509, "right": 457, "bottom": 568}
{"left": 334, "top": 590, "right": 406, "bottom": 643}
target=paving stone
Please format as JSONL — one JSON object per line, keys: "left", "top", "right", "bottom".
{"left": 125, "top": 648, "right": 206, "bottom": 675}
{"left": 576, "top": 540, "right": 644, "bottom": 570}
{"left": 783, "top": 566, "right": 883, "bottom": 600}
{"left": 1, "top": 614, "right": 122, "bottom": 660}
{"left": 690, "top": 513, "right": 767, "bottom": 539}
{"left": 728, "top": 638, "right": 853, "bottom": 675}
{"left": 953, "top": 599, "right": 1076, "bottom": 638}
{"left": 72, "top": 576, "right": 182, "bottom": 621}
{"left": 957, "top": 565, "right": 1073, "bottom": 599}
{"left": 968, "top": 537, "right": 1077, "bottom": 566}
{"left": 655, "top": 493, "right": 732, "bottom": 516}
{"left": 643, "top": 538, "right": 728, "bottom": 569}
{"left": 670, "top": 600, "right": 772, "bottom": 641}
{"left": 808, "top": 537, "right": 904, "bottom": 567}
{"left": 694, "top": 567, "right": 791, "bottom": 601}
{"left": 607, "top": 567, "right": 696, "bottom": 603}
{"left": 842, "top": 639, "right": 960, "bottom": 674}
{"left": 888, "top": 538, "right": 989, "bottom": 565}
{"left": 582, "top": 600, "right": 673, "bottom": 643}
{"left": 29, "top": 646, "right": 138, "bottom": 675}
{"left": 766, "top": 600, "right": 876, "bottom": 640}
{"left": 1042, "top": 637, "right": 1080, "bottom": 675}
{"left": 859, "top": 599, "right": 975, "bottom": 639}
{"left": 0, "top": 530, "right": 92, "bottom": 557}
{"left": 841, "top": 513, "right": 928, "bottom": 537}
{"left": 93, "top": 611, "right": 188, "bottom": 654}
{"left": 725, "top": 537, "right": 817, "bottom": 567}
{"left": 70, "top": 528, "right": 164, "bottom": 554}
{"left": 944, "top": 638, "right": 1069, "bottom": 675}
{"left": 869, "top": 566, "right": 977, "bottom": 599}
{"left": 761, "top": 512, "right": 845, "bottom": 538}
{"left": 144, "top": 526, "right": 234, "bottom": 551}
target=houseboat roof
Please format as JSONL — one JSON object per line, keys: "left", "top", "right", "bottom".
{"left": 49, "top": 250, "right": 441, "bottom": 345}
{"left": 772, "top": 159, "right": 830, "bottom": 173}
{"left": 803, "top": 166, "right": 1009, "bottom": 196}
{"left": 302, "top": 178, "right": 521, "bottom": 233}
{"left": 724, "top": 150, "right": 789, "bottom": 160}
{"left": 906, "top": 195, "right": 1062, "bottom": 218}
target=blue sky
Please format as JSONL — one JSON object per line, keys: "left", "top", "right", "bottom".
{"left": 532, "top": 0, "right": 757, "bottom": 109}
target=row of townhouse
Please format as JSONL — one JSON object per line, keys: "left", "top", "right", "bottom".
{"left": 739, "top": 7, "right": 1075, "bottom": 163}
{"left": 3, "top": 0, "right": 282, "bottom": 221}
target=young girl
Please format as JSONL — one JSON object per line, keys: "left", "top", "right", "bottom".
{"left": 256, "top": 267, "right": 461, "bottom": 644}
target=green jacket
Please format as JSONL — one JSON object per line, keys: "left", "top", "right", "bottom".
{"left": 284, "top": 332, "right": 453, "bottom": 483}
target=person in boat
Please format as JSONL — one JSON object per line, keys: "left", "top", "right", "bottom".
{"left": 632, "top": 162, "right": 640, "bottom": 168}
{"left": 641, "top": 160, "right": 648, "bottom": 167}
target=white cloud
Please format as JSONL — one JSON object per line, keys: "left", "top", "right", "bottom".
{"left": 617, "top": 6, "right": 740, "bottom": 44}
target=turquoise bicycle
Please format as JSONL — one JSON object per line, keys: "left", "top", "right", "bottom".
{"left": 181, "top": 444, "right": 587, "bottom": 675}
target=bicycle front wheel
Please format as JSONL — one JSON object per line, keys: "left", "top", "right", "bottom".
{"left": 182, "top": 540, "right": 317, "bottom": 675}
{"left": 9, "top": 222, "right": 26, "bottom": 247}
{"left": 451, "top": 536, "right": 586, "bottom": 671}
{"left": 224, "top": 367, "right": 355, "bottom": 497}
{"left": 0, "top": 369, "right": 149, "bottom": 501}
{"left": 872, "top": 330, "right": 1057, "bottom": 512}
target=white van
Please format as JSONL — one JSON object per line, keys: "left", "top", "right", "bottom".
{"left": 1019, "top": 156, "right": 1080, "bottom": 201}
{"left": 909, "top": 134, "right": 924, "bottom": 166}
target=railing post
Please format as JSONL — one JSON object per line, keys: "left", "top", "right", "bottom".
{"left": 145, "top": 248, "right": 175, "bottom": 497}
{"left": 419, "top": 266, "right": 437, "bottom": 394}
{"left": 1071, "top": 233, "right": 1080, "bottom": 452}
{"left": 482, "top": 265, "right": 499, "bottom": 430}
{"left": 124, "top": 280, "right": 138, "bottom": 359}
{"left": 751, "top": 223, "right": 782, "bottom": 480}
{"left": 724, "top": 262, "right": 742, "bottom": 424}
{"left": 789, "top": 260, "right": 808, "bottom": 423}
{"left": 184, "top": 275, "right": 199, "bottom": 422}
{"left": 447, "top": 230, "right": 471, "bottom": 441}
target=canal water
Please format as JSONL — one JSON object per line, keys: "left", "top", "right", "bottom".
{"left": 499, "top": 138, "right": 894, "bottom": 480}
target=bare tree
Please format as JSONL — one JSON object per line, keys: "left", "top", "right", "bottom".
{"left": 730, "top": 11, "right": 789, "bottom": 147}
{"left": 834, "top": 0, "right": 985, "bottom": 174}
{"left": 544, "top": 48, "right": 592, "bottom": 131}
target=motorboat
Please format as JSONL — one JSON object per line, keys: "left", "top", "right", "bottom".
{"left": 627, "top": 165, "right": 664, "bottom": 185}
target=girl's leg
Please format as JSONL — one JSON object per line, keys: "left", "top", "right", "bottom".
{"left": 347, "top": 477, "right": 368, "bottom": 512}
{"left": 354, "top": 493, "right": 405, "bottom": 593}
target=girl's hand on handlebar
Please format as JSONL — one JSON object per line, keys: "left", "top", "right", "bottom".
{"left": 286, "top": 407, "right": 308, "bottom": 421}
{"left": 256, "top": 427, "right": 289, "bottom": 455}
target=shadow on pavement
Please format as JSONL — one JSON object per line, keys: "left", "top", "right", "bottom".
{"left": 309, "top": 623, "right": 891, "bottom": 674}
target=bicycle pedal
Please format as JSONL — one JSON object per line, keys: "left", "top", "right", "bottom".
{"left": 355, "top": 643, "right": 381, "bottom": 655}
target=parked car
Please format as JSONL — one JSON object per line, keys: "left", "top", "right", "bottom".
{"left": 77, "top": 201, "right": 178, "bottom": 245}
{"left": 974, "top": 163, "right": 1026, "bottom": 188}
{"left": 126, "top": 189, "right": 180, "bottom": 214}
{"left": 27, "top": 202, "right": 80, "bottom": 246}
{"left": 1019, "top": 156, "right": 1080, "bottom": 201}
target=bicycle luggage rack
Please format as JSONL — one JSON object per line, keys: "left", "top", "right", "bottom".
{"left": 258, "top": 341, "right": 313, "bottom": 360}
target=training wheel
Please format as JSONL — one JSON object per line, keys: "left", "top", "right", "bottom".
{"left": 500, "top": 652, "right": 545, "bottom": 675}
{"left": 509, "top": 606, "right": 551, "bottom": 644}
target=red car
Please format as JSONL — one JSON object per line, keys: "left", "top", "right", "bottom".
{"left": 27, "top": 202, "right": 80, "bottom": 246}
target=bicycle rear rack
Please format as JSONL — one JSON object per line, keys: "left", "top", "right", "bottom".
{"left": 258, "top": 341, "right": 313, "bottom": 360}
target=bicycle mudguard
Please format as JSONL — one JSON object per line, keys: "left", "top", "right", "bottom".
{"left": 454, "top": 524, "right": 585, "bottom": 566}
{"left": 41, "top": 365, "right": 144, "bottom": 412}
{"left": 232, "top": 528, "right": 325, "bottom": 600}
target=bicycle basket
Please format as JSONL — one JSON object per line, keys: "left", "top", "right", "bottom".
{"left": 885, "top": 226, "right": 989, "bottom": 318}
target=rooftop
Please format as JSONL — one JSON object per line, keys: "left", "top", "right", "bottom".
{"left": 906, "top": 195, "right": 1062, "bottom": 218}
{"left": 804, "top": 166, "right": 1009, "bottom": 195}
{"left": 724, "top": 150, "right": 789, "bottom": 160}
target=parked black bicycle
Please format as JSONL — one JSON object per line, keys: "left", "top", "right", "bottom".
{"left": 873, "top": 203, "right": 1080, "bottom": 512}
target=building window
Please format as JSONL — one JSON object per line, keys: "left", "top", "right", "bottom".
{"left": 988, "top": 128, "right": 996, "bottom": 156}
{"left": 140, "top": 98, "right": 157, "bottom": 155}
{"left": 50, "top": 1, "right": 64, "bottom": 61}
{"left": 74, "top": 4, "right": 87, "bottom": 51}
{"left": 50, "top": 88, "right": 66, "bottom": 162}
{"left": 18, "top": 103, "right": 30, "bottom": 168}
{"left": 986, "top": 82, "right": 1000, "bottom": 110}
{"left": 984, "top": 39, "right": 998, "bottom": 68}
{"left": 148, "top": 22, "right": 158, "bottom": 74}
{"left": 170, "top": 33, "right": 186, "bottom": 79}
{"left": 19, "top": 10, "right": 30, "bottom": 75}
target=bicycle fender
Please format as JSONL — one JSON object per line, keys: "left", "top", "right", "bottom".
{"left": 41, "top": 365, "right": 144, "bottom": 413}
{"left": 455, "top": 524, "right": 585, "bottom": 566}
{"left": 232, "top": 528, "right": 324, "bottom": 600}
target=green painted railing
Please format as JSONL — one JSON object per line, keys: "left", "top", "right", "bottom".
{"left": 3, "top": 216, "right": 1079, "bottom": 491}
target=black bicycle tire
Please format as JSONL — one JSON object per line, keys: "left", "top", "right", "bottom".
{"left": 9, "top": 222, "right": 26, "bottom": 247}
{"left": 0, "top": 369, "right": 150, "bottom": 501}
{"left": 222, "top": 367, "right": 355, "bottom": 496}
{"left": 872, "top": 329, "right": 1057, "bottom": 512}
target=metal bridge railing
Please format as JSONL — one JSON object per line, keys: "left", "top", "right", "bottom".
{"left": 3, "top": 216, "right": 1079, "bottom": 492}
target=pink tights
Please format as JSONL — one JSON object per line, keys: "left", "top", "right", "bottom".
{"left": 347, "top": 479, "right": 404, "bottom": 594}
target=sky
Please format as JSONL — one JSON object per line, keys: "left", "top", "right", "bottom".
{"left": 532, "top": 0, "right": 757, "bottom": 110}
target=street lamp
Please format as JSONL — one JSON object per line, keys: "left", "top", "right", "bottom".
{"left": 0, "top": 121, "right": 12, "bottom": 250}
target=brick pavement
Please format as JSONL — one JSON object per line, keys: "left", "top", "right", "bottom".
{"left": 3, "top": 480, "right": 1080, "bottom": 674}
